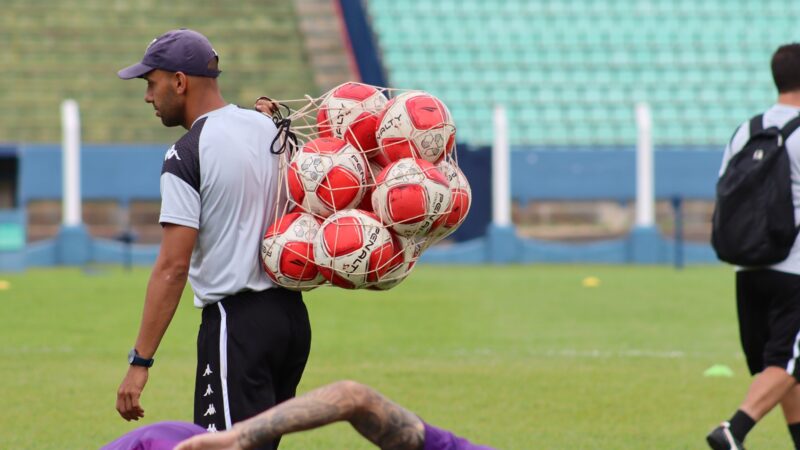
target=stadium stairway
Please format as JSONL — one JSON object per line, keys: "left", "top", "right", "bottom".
{"left": 292, "top": 0, "right": 356, "bottom": 94}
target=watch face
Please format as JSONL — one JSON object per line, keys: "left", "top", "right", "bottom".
{"left": 128, "top": 349, "right": 136, "bottom": 364}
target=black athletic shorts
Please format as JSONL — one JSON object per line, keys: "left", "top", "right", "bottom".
{"left": 193, "top": 288, "right": 310, "bottom": 449}
{"left": 736, "top": 269, "right": 800, "bottom": 379}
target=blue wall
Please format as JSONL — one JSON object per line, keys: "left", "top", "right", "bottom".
{"left": 510, "top": 146, "right": 720, "bottom": 202}
{"left": 424, "top": 145, "right": 722, "bottom": 266}
{"left": 19, "top": 143, "right": 165, "bottom": 204}
{"left": 450, "top": 145, "right": 721, "bottom": 242}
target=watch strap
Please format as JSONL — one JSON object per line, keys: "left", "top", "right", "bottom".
{"left": 129, "top": 349, "right": 154, "bottom": 368}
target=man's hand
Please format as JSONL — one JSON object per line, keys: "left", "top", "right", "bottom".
{"left": 116, "top": 365, "right": 148, "bottom": 421}
{"left": 175, "top": 427, "right": 242, "bottom": 450}
{"left": 254, "top": 96, "right": 279, "bottom": 116}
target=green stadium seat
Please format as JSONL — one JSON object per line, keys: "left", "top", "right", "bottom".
{"left": 2, "top": 0, "right": 316, "bottom": 143}
{"left": 367, "top": 0, "right": 795, "bottom": 146}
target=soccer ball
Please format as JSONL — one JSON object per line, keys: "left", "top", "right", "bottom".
{"left": 429, "top": 159, "right": 472, "bottom": 243}
{"left": 287, "top": 137, "right": 369, "bottom": 217}
{"left": 261, "top": 212, "right": 326, "bottom": 291}
{"left": 317, "top": 82, "right": 387, "bottom": 156}
{"left": 374, "top": 91, "right": 455, "bottom": 165}
{"left": 314, "top": 209, "right": 398, "bottom": 289}
{"left": 356, "top": 160, "right": 385, "bottom": 212}
{"left": 371, "top": 158, "right": 452, "bottom": 238}
{"left": 369, "top": 235, "right": 427, "bottom": 290}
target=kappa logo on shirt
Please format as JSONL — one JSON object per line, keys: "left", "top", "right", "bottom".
{"left": 165, "top": 145, "right": 181, "bottom": 161}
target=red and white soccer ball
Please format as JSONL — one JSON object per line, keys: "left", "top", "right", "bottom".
{"left": 369, "top": 235, "right": 427, "bottom": 290}
{"left": 372, "top": 158, "right": 452, "bottom": 238}
{"left": 314, "top": 209, "right": 399, "bottom": 289}
{"left": 261, "top": 212, "right": 326, "bottom": 291}
{"left": 287, "top": 137, "right": 369, "bottom": 218}
{"left": 429, "top": 159, "right": 472, "bottom": 243}
{"left": 375, "top": 91, "right": 455, "bottom": 165}
{"left": 356, "top": 160, "right": 385, "bottom": 212}
{"left": 317, "top": 82, "right": 387, "bottom": 157}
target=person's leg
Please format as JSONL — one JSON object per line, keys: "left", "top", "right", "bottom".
{"left": 781, "top": 385, "right": 800, "bottom": 448}
{"left": 222, "top": 289, "right": 304, "bottom": 450}
{"left": 731, "top": 270, "right": 800, "bottom": 440}
{"left": 707, "top": 270, "right": 769, "bottom": 448}
{"left": 267, "top": 291, "right": 311, "bottom": 449}
{"left": 741, "top": 366, "right": 797, "bottom": 420}
{"left": 194, "top": 304, "right": 227, "bottom": 433}
{"left": 767, "top": 271, "right": 800, "bottom": 448}
{"left": 273, "top": 294, "right": 311, "bottom": 405}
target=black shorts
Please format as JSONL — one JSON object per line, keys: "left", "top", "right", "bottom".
{"left": 193, "top": 288, "right": 310, "bottom": 449}
{"left": 736, "top": 269, "right": 800, "bottom": 379}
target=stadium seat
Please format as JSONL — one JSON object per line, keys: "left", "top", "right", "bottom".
{"left": 366, "top": 0, "right": 795, "bottom": 146}
{"left": 0, "top": 0, "right": 317, "bottom": 143}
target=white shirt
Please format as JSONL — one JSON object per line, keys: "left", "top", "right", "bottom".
{"left": 720, "top": 103, "right": 800, "bottom": 274}
{"left": 159, "top": 104, "right": 281, "bottom": 306}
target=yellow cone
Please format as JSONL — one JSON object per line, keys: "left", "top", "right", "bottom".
{"left": 582, "top": 276, "right": 600, "bottom": 288}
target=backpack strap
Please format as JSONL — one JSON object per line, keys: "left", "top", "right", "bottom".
{"left": 781, "top": 114, "right": 800, "bottom": 140}
{"left": 749, "top": 114, "right": 764, "bottom": 137}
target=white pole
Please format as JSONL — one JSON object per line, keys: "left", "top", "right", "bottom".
{"left": 492, "top": 105, "right": 511, "bottom": 227}
{"left": 61, "top": 99, "right": 81, "bottom": 227}
{"left": 635, "top": 102, "right": 655, "bottom": 228}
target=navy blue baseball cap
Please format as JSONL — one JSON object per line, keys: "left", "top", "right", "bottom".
{"left": 118, "top": 28, "right": 221, "bottom": 79}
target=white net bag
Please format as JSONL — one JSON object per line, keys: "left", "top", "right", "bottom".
{"left": 259, "top": 82, "right": 471, "bottom": 291}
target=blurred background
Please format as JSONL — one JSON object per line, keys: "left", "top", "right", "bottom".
{"left": 1, "top": 0, "right": 798, "bottom": 267}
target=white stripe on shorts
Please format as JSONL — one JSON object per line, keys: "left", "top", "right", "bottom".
{"left": 218, "top": 302, "right": 233, "bottom": 429}
{"left": 786, "top": 328, "right": 800, "bottom": 376}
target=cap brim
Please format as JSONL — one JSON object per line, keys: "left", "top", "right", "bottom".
{"left": 117, "top": 62, "right": 155, "bottom": 80}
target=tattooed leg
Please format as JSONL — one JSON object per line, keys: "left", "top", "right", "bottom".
{"left": 233, "top": 380, "right": 424, "bottom": 450}
{"left": 347, "top": 382, "right": 425, "bottom": 450}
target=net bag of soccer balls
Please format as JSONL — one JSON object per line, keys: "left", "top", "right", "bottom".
{"left": 260, "top": 82, "right": 472, "bottom": 291}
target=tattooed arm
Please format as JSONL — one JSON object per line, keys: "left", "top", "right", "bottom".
{"left": 175, "top": 380, "right": 425, "bottom": 450}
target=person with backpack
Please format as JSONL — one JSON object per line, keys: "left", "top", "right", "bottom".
{"left": 707, "top": 43, "right": 800, "bottom": 450}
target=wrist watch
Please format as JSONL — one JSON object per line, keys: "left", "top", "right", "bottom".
{"left": 128, "top": 348, "right": 155, "bottom": 368}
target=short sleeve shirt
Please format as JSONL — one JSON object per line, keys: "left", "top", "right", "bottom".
{"left": 160, "top": 104, "right": 282, "bottom": 306}
{"left": 423, "top": 422, "right": 496, "bottom": 450}
{"left": 100, "top": 421, "right": 206, "bottom": 450}
{"left": 720, "top": 103, "right": 800, "bottom": 274}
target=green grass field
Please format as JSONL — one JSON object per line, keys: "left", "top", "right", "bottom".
{"left": 0, "top": 264, "right": 791, "bottom": 449}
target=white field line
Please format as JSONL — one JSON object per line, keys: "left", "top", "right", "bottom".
{"left": 0, "top": 345, "right": 74, "bottom": 355}
{"left": 450, "top": 348, "right": 736, "bottom": 359}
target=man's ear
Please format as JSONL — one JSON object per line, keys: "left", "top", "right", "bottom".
{"left": 174, "top": 72, "right": 188, "bottom": 95}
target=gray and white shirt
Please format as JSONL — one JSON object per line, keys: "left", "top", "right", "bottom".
{"left": 720, "top": 103, "right": 800, "bottom": 275}
{"left": 159, "top": 104, "right": 280, "bottom": 306}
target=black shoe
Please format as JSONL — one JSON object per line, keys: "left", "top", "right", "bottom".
{"left": 706, "top": 422, "right": 745, "bottom": 450}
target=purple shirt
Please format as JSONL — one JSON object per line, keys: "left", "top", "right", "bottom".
{"left": 100, "top": 421, "right": 206, "bottom": 450}
{"left": 424, "top": 422, "right": 497, "bottom": 450}
{"left": 101, "top": 420, "right": 496, "bottom": 450}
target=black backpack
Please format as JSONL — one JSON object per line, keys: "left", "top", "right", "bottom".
{"left": 711, "top": 114, "right": 800, "bottom": 266}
